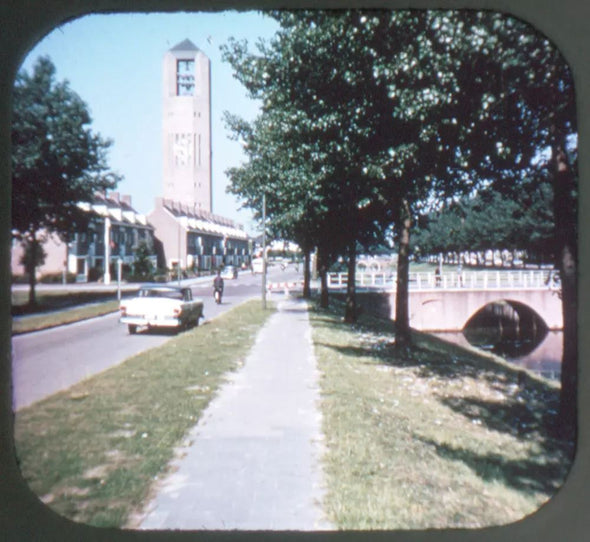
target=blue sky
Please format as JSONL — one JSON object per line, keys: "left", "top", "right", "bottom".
{"left": 19, "top": 11, "right": 280, "bottom": 233}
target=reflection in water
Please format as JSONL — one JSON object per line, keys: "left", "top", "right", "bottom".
{"left": 451, "top": 300, "right": 563, "bottom": 380}
{"left": 436, "top": 330, "right": 563, "bottom": 381}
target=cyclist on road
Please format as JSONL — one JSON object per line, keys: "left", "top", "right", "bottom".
{"left": 213, "top": 270, "right": 224, "bottom": 304}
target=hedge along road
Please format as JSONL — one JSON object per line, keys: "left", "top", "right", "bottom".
{"left": 11, "top": 267, "right": 294, "bottom": 411}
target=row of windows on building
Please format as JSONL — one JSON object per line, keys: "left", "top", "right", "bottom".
{"left": 11, "top": 193, "right": 252, "bottom": 283}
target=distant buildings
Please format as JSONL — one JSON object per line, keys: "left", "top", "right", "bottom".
{"left": 149, "top": 197, "right": 249, "bottom": 271}
{"left": 72, "top": 192, "right": 155, "bottom": 283}
{"left": 152, "top": 39, "right": 251, "bottom": 271}
{"left": 11, "top": 39, "right": 251, "bottom": 284}
{"left": 11, "top": 192, "right": 154, "bottom": 283}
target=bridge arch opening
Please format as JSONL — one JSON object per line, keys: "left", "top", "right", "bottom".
{"left": 463, "top": 299, "right": 549, "bottom": 358}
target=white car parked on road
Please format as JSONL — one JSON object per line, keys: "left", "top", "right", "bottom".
{"left": 119, "top": 284, "right": 204, "bottom": 334}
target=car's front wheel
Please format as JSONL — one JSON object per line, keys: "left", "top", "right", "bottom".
{"left": 128, "top": 324, "right": 137, "bottom": 335}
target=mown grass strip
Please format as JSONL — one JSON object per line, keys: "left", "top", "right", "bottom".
{"left": 310, "top": 301, "right": 573, "bottom": 530}
{"left": 12, "top": 301, "right": 121, "bottom": 335}
{"left": 14, "top": 299, "right": 275, "bottom": 528}
{"left": 11, "top": 290, "right": 128, "bottom": 315}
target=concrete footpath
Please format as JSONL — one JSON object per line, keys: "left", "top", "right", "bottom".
{"left": 137, "top": 297, "right": 333, "bottom": 531}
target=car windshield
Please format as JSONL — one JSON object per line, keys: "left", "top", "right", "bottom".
{"left": 139, "top": 288, "right": 183, "bottom": 300}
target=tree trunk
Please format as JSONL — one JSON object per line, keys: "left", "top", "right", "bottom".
{"left": 302, "top": 248, "right": 311, "bottom": 299}
{"left": 317, "top": 245, "right": 329, "bottom": 309}
{"left": 553, "top": 142, "right": 578, "bottom": 443}
{"left": 344, "top": 239, "right": 357, "bottom": 323}
{"left": 395, "top": 198, "right": 412, "bottom": 347}
{"left": 27, "top": 234, "right": 38, "bottom": 307}
{"left": 320, "top": 268, "right": 329, "bottom": 308}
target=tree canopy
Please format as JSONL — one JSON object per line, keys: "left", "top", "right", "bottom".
{"left": 12, "top": 56, "right": 119, "bottom": 241}
{"left": 222, "top": 9, "right": 577, "bottom": 436}
{"left": 413, "top": 183, "right": 554, "bottom": 262}
{"left": 12, "top": 56, "right": 120, "bottom": 303}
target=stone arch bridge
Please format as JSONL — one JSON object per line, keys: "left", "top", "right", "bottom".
{"left": 389, "top": 287, "right": 563, "bottom": 332}
{"left": 328, "top": 270, "right": 563, "bottom": 332}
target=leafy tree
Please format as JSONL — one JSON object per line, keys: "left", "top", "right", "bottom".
{"left": 12, "top": 56, "right": 119, "bottom": 304}
{"left": 222, "top": 11, "right": 467, "bottom": 326}
{"left": 432, "top": 12, "right": 577, "bottom": 439}
{"left": 19, "top": 238, "right": 46, "bottom": 279}
{"left": 132, "top": 241, "right": 154, "bottom": 281}
{"left": 413, "top": 187, "right": 554, "bottom": 263}
{"left": 222, "top": 19, "right": 362, "bottom": 312}
{"left": 223, "top": 10, "right": 576, "bottom": 435}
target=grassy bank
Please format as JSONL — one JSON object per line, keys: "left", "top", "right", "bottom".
{"left": 310, "top": 302, "right": 573, "bottom": 529}
{"left": 12, "top": 300, "right": 121, "bottom": 335}
{"left": 11, "top": 289, "right": 138, "bottom": 334}
{"left": 11, "top": 289, "right": 129, "bottom": 315}
{"left": 14, "top": 300, "right": 274, "bottom": 528}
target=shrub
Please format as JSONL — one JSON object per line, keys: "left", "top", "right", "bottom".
{"left": 11, "top": 274, "right": 30, "bottom": 284}
{"left": 39, "top": 272, "right": 77, "bottom": 284}
{"left": 88, "top": 267, "right": 103, "bottom": 282}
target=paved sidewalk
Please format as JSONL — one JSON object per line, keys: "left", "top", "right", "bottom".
{"left": 138, "top": 297, "right": 333, "bottom": 531}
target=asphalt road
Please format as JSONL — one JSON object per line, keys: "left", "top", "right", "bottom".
{"left": 11, "top": 264, "right": 302, "bottom": 411}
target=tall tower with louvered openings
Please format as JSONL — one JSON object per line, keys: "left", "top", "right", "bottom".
{"left": 162, "top": 39, "right": 212, "bottom": 211}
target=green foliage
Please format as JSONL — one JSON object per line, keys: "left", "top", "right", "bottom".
{"left": 222, "top": 10, "right": 577, "bottom": 378}
{"left": 19, "top": 238, "right": 46, "bottom": 275}
{"left": 131, "top": 241, "right": 154, "bottom": 280}
{"left": 39, "top": 272, "right": 77, "bottom": 284}
{"left": 11, "top": 56, "right": 120, "bottom": 240}
{"left": 413, "top": 186, "right": 554, "bottom": 257}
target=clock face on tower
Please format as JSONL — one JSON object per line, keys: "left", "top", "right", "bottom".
{"left": 173, "top": 134, "right": 192, "bottom": 166}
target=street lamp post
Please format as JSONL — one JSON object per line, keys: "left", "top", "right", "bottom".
{"left": 117, "top": 257, "right": 122, "bottom": 301}
{"left": 104, "top": 216, "right": 111, "bottom": 285}
{"left": 178, "top": 221, "right": 182, "bottom": 285}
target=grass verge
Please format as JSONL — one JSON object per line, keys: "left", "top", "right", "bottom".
{"left": 310, "top": 300, "right": 574, "bottom": 530}
{"left": 11, "top": 290, "right": 129, "bottom": 315}
{"left": 14, "top": 299, "right": 274, "bottom": 528}
{"left": 12, "top": 301, "right": 121, "bottom": 335}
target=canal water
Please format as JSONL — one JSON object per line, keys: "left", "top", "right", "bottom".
{"left": 434, "top": 329, "right": 563, "bottom": 381}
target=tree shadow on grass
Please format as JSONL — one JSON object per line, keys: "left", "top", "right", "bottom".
{"left": 314, "top": 336, "right": 523, "bottom": 389}
{"left": 311, "top": 305, "right": 572, "bottom": 446}
{"left": 312, "top": 301, "right": 559, "bottom": 390}
{"left": 316, "top": 337, "right": 569, "bottom": 439}
{"left": 415, "top": 434, "right": 571, "bottom": 496}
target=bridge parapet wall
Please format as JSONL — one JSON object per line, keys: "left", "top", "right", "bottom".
{"left": 388, "top": 288, "right": 563, "bottom": 331}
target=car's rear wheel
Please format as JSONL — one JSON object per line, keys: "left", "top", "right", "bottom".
{"left": 128, "top": 324, "right": 137, "bottom": 334}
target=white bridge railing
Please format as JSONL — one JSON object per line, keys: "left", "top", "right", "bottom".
{"left": 327, "top": 270, "right": 558, "bottom": 291}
